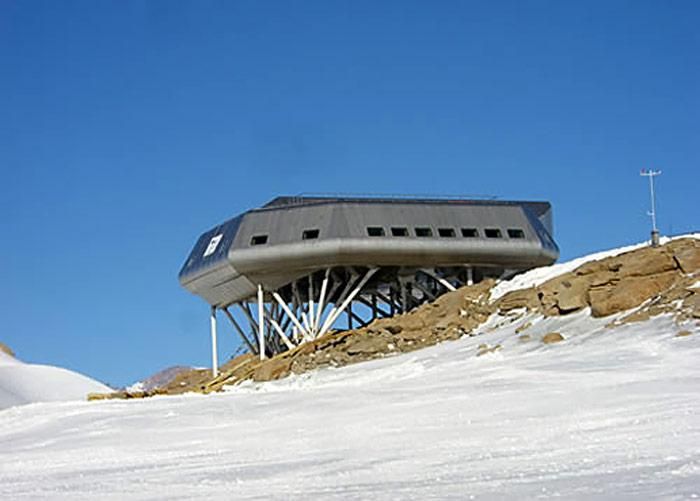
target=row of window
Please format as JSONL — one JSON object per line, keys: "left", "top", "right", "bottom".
{"left": 250, "top": 227, "right": 526, "bottom": 246}
{"left": 365, "top": 226, "right": 525, "bottom": 239}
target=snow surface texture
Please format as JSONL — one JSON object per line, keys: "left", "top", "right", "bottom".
{"left": 0, "top": 312, "right": 698, "bottom": 499}
{"left": 0, "top": 350, "right": 111, "bottom": 411}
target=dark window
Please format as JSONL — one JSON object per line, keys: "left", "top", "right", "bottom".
{"left": 438, "top": 228, "right": 456, "bottom": 238}
{"left": 391, "top": 227, "right": 409, "bottom": 237}
{"left": 250, "top": 234, "right": 268, "bottom": 246}
{"left": 508, "top": 228, "right": 526, "bottom": 239}
{"left": 302, "top": 229, "right": 320, "bottom": 240}
{"left": 415, "top": 227, "right": 433, "bottom": 237}
{"left": 461, "top": 228, "right": 479, "bottom": 238}
{"left": 367, "top": 226, "right": 385, "bottom": 237}
{"left": 485, "top": 228, "right": 503, "bottom": 238}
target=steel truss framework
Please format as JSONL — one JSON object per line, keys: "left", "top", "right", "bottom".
{"left": 207, "top": 265, "right": 507, "bottom": 375}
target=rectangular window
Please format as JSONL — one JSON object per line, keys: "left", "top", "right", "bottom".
{"left": 391, "top": 227, "right": 409, "bottom": 237}
{"left": 507, "top": 228, "right": 525, "bottom": 239}
{"left": 302, "top": 229, "right": 320, "bottom": 240}
{"left": 250, "top": 235, "right": 268, "bottom": 246}
{"left": 485, "top": 228, "right": 503, "bottom": 238}
{"left": 461, "top": 228, "right": 479, "bottom": 238}
{"left": 438, "top": 228, "right": 456, "bottom": 238}
{"left": 415, "top": 227, "right": 433, "bottom": 237}
{"left": 367, "top": 226, "right": 385, "bottom": 237}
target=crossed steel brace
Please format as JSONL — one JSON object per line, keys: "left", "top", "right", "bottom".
{"left": 207, "top": 265, "right": 484, "bottom": 375}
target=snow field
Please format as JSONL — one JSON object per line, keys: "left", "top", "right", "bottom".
{"left": 1, "top": 312, "right": 698, "bottom": 499}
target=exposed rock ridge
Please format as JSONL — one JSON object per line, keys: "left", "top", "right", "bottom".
{"left": 0, "top": 342, "right": 15, "bottom": 358}
{"left": 497, "top": 237, "right": 699, "bottom": 322}
{"left": 91, "top": 237, "right": 699, "bottom": 400}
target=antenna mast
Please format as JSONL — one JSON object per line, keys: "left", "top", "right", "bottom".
{"left": 640, "top": 169, "right": 662, "bottom": 246}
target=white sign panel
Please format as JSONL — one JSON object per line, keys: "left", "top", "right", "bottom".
{"left": 203, "top": 234, "right": 223, "bottom": 257}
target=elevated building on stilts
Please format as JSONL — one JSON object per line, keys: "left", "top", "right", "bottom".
{"left": 178, "top": 195, "right": 559, "bottom": 374}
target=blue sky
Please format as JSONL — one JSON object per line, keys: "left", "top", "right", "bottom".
{"left": 1, "top": 0, "right": 698, "bottom": 387}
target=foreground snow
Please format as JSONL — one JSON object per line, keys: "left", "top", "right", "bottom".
{"left": 1, "top": 311, "right": 698, "bottom": 499}
{"left": 0, "top": 350, "right": 111, "bottom": 411}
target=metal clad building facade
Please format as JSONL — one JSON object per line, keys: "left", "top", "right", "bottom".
{"left": 179, "top": 196, "right": 558, "bottom": 308}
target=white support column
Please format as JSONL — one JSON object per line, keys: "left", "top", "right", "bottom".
{"left": 301, "top": 311, "right": 312, "bottom": 334}
{"left": 210, "top": 306, "right": 219, "bottom": 377}
{"left": 268, "top": 317, "right": 296, "bottom": 350}
{"left": 466, "top": 267, "right": 474, "bottom": 286}
{"left": 272, "top": 291, "right": 312, "bottom": 341}
{"left": 319, "top": 268, "right": 378, "bottom": 337}
{"left": 421, "top": 268, "right": 457, "bottom": 292}
{"left": 308, "top": 278, "right": 315, "bottom": 336}
{"left": 314, "top": 269, "right": 330, "bottom": 333}
{"left": 257, "top": 285, "right": 266, "bottom": 360}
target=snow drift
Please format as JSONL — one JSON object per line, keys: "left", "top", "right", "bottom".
{"left": 0, "top": 348, "right": 111, "bottom": 410}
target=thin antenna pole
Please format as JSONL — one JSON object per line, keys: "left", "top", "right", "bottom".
{"left": 640, "top": 169, "right": 662, "bottom": 245}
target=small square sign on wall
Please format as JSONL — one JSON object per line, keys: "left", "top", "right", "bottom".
{"left": 203, "top": 234, "right": 223, "bottom": 257}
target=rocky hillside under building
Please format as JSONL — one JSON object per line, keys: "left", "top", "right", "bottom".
{"left": 94, "top": 236, "right": 699, "bottom": 400}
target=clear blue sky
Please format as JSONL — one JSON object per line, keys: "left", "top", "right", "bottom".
{"left": 1, "top": 1, "right": 698, "bottom": 387}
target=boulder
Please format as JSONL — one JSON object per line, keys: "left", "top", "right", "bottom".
{"left": 497, "top": 287, "right": 539, "bottom": 312}
{"left": 673, "top": 244, "right": 700, "bottom": 275}
{"left": 554, "top": 278, "right": 589, "bottom": 313}
{"left": 589, "top": 271, "right": 678, "bottom": 317}
{"left": 542, "top": 332, "right": 564, "bottom": 344}
{"left": 613, "top": 248, "right": 677, "bottom": 277}
{"left": 476, "top": 344, "right": 502, "bottom": 356}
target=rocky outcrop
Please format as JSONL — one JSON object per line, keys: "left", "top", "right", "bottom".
{"left": 200, "top": 238, "right": 700, "bottom": 392}
{"left": 497, "top": 238, "right": 700, "bottom": 321}
{"left": 91, "top": 238, "right": 700, "bottom": 400}
{"left": 0, "top": 342, "right": 14, "bottom": 358}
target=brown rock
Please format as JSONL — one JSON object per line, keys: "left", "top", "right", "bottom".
{"left": 542, "top": 332, "right": 564, "bottom": 344}
{"left": 589, "top": 271, "right": 679, "bottom": 317}
{"left": 397, "top": 329, "right": 429, "bottom": 342}
{"left": 87, "top": 392, "right": 113, "bottom": 401}
{"left": 554, "top": 278, "right": 589, "bottom": 313}
{"left": 675, "top": 330, "right": 692, "bottom": 337}
{"left": 477, "top": 344, "right": 502, "bottom": 356}
{"left": 673, "top": 244, "right": 700, "bottom": 274}
{"left": 0, "top": 342, "right": 14, "bottom": 358}
{"left": 252, "top": 357, "right": 291, "bottom": 381}
{"left": 384, "top": 324, "right": 403, "bottom": 335}
{"left": 575, "top": 260, "right": 609, "bottom": 276}
{"left": 399, "top": 313, "right": 427, "bottom": 331}
{"left": 497, "top": 287, "right": 539, "bottom": 312}
{"left": 518, "top": 334, "right": 532, "bottom": 342}
{"left": 345, "top": 337, "right": 386, "bottom": 356}
{"left": 613, "top": 248, "right": 677, "bottom": 277}
{"left": 515, "top": 321, "right": 532, "bottom": 334}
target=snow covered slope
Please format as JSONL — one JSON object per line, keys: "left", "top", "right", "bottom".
{"left": 0, "top": 314, "right": 698, "bottom": 498}
{"left": 0, "top": 238, "right": 698, "bottom": 499}
{"left": 0, "top": 349, "right": 111, "bottom": 411}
